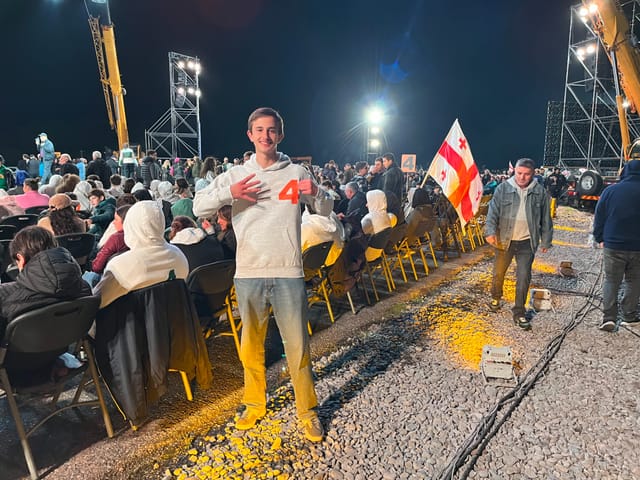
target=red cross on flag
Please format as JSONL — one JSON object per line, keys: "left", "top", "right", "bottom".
{"left": 426, "top": 119, "right": 483, "bottom": 228}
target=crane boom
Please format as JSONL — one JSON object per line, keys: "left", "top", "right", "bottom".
{"left": 87, "top": 1, "right": 129, "bottom": 150}
{"left": 586, "top": 0, "right": 640, "bottom": 159}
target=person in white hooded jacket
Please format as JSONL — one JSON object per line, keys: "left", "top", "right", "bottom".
{"left": 360, "top": 189, "right": 397, "bottom": 261}
{"left": 193, "top": 107, "right": 332, "bottom": 443}
{"left": 301, "top": 207, "right": 345, "bottom": 267}
{"left": 93, "top": 200, "right": 189, "bottom": 308}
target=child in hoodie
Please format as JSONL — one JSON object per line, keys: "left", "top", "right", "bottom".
{"left": 193, "top": 107, "right": 332, "bottom": 443}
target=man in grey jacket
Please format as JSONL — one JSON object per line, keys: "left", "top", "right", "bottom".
{"left": 484, "top": 158, "right": 553, "bottom": 330}
{"left": 193, "top": 107, "right": 332, "bottom": 442}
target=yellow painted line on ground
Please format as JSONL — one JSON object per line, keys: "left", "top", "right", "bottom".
{"left": 552, "top": 239, "right": 590, "bottom": 248}
{"left": 553, "top": 225, "right": 589, "bottom": 233}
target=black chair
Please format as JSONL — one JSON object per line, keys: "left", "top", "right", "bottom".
{"left": 302, "top": 241, "right": 335, "bottom": 333}
{"left": 363, "top": 227, "right": 394, "bottom": 302}
{"left": 0, "top": 214, "right": 38, "bottom": 232}
{"left": 0, "top": 224, "right": 17, "bottom": 241}
{"left": 0, "top": 238, "right": 14, "bottom": 282}
{"left": 55, "top": 233, "right": 96, "bottom": 271}
{"left": 0, "top": 296, "right": 114, "bottom": 480}
{"left": 24, "top": 205, "right": 49, "bottom": 216}
{"left": 94, "top": 279, "right": 213, "bottom": 428}
{"left": 186, "top": 260, "right": 240, "bottom": 354}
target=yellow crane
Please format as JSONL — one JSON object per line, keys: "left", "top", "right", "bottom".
{"left": 85, "top": 0, "right": 129, "bottom": 151}
{"left": 584, "top": 0, "right": 640, "bottom": 160}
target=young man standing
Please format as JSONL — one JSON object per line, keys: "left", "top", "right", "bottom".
{"left": 193, "top": 107, "right": 332, "bottom": 442}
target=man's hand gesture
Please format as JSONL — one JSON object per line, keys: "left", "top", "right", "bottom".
{"left": 230, "top": 174, "right": 261, "bottom": 202}
{"left": 298, "top": 178, "right": 317, "bottom": 196}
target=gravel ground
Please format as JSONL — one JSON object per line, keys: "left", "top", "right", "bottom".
{"left": 156, "top": 206, "right": 640, "bottom": 480}
{"left": 5, "top": 206, "right": 639, "bottom": 480}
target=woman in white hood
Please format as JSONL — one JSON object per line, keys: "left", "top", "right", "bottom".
{"left": 73, "top": 180, "right": 93, "bottom": 211}
{"left": 301, "top": 207, "right": 345, "bottom": 267}
{"left": 39, "top": 174, "right": 63, "bottom": 197}
{"left": 157, "top": 180, "right": 180, "bottom": 204}
{"left": 360, "top": 189, "right": 397, "bottom": 261}
{"left": 93, "top": 200, "right": 189, "bottom": 308}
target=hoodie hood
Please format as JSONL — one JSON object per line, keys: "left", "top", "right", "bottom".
{"left": 243, "top": 152, "right": 291, "bottom": 172}
{"left": 366, "top": 189, "right": 388, "bottom": 213}
{"left": 74, "top": 181, "right": 91, "bottom": 196}
{"left": 123, "top": 200, "right": 166, "bottom": 249}
{"left": 157, "top": 181, "right": 180, "bottom": 203}
{"left": 18, "top": 247, "right": 87, "bottom": 295}
{"left": 302, "top": 209, "right": 338, "bottom": 233}
{"left": 507, "top": 175, "right": 538, "bottom": 193}
{"left": 170, "top": 226, "right": 206, "bottom": 245}
{"left": 620, "top": 160, "right": 640, "bottom": 180}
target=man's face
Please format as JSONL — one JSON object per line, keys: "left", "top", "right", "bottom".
{"left": 382, "top": 157, "right": 392, "bottom": 170}
{"left": 345, "top": 187, "right": 355, "bottom": 199}
{"left": 89, "top": 195, "right": 101, "bottom": 207}
{"left": 513, "top": 166, "right": 534, "bottom": 188}
{"left": 373, "top": 160, "right": 382, "bottom": 173}
{"left": 247, "top": 115, "right": 283, "bottom": 156}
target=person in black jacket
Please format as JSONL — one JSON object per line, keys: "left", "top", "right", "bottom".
{"left": 381, "top": 152, "right": 405, "bottom": 202}
{"left": 86, "top": 151, "right": 112, "bottom": 188}
{"left": 168, "top": 215, "right": 226, "bottom": 271}
{"left": 0, "top": 226, "right": 91, "bottom": 340}
{"left": 140, "top": 150, "right": 162, "bottom": 188}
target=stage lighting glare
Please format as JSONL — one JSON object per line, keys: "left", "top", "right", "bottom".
{"left": 177, "top": 61, "right": 185, "bottom": 69}
{"left": 187, "top": 60, "right": 195, "bottom": 70}
{"left": 578, "top": 7, "right": 588, "bottom": 17}
{"left": 195, "top": 89, "right": 202, "bottom": 98}
{"left": 370, "top": 126, "right": 380, "bottom": 135}
{"left": 187, "top": 87, "right": 195, "bottom": 95}
{"left": 369, "top": 139, "right": 380, "bottom": 149}
{"left": 588, "top": 3, "right": 598, "bottom": 14}
{"left": 576, "top": 47, "right": 586, "bottom": 58}
{"left": 195, "top": 63, "right": 201, "bottom": 74}
{"left": 366, "top": 106, "right": 384, "bottom": 125}
{"left": 623, "top": 99, "right": 631, "bottom": 109}
{"left": 586, "top": 43, "right": 596, "bottom": 54}
{"left": 177, "top": 87, "right": 185, "bottom": 95}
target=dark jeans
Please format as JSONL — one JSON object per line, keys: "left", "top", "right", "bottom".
{"left": 602, "top": 248, "right": 640, "bottom": 322}
{"left": 121, "top": 163, "right": 136, "bottom": 179}
{"left": 491, "top": 239, "right": 535, "bottom": 316}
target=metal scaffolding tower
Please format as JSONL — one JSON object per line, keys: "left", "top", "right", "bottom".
{"left": 558, "top": 2, "right": 640, "bottom": 174}
{"left": 145, "top": 52, "right": 202, "bottom": 160}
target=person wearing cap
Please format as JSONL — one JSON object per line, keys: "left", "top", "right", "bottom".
{"left": 37, "top": 194, "right": 87, "bottom": 236}
{"left": 36, "top": 132, "right": 55, "bottom": 184}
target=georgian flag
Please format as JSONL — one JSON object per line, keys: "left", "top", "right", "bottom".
{"left": 426, "top": 119, "right": 483, "bottom": 228}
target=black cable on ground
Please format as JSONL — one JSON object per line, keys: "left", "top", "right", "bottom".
{"left": 437, "top": 258, "right": 603, "bottom": 480}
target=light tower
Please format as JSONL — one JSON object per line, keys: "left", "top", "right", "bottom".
{"left": 364, "top": 106, "right": 385, "bottom": 162}
{"left": 145, "top": 52, "right": 202, "bottom": 160}
{"left": 555, "top": 1, "right": 640, "bottom": 174}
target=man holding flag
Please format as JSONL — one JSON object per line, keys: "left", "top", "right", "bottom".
{"left": 484, "top": 158, "right": 553, "bottom": 330}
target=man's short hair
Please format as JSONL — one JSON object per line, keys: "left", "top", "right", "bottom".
{"left": 89, "top": 188, "right": 105, "bottom": 199}
{"left": 382, "top": 152, "right": 395, "bottom": 162}
{"left": 247, "top": 107, "right": 284, "bottom": 135}
{"left": 92, "top": 151, "right": 102, "bottom": 159}
{"left": 345, "top": 181, "right": 359, "bottom": 193}
{"left": 110, "top": 174, "right": 122, "bottom": 186}
{"left": 355, "top": 161, "right": 368, "bottom": 172}
{"left": 10, "top": 226, "right": 57, "bottom": 265}
{"left": 24, "top": 178, "right": 39, "bottom": 191}
{"left": 515, "top": 158, "right": 535, "bottom": 170}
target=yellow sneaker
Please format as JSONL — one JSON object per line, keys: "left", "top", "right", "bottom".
{"left": 235, "top": 408, "right": 266, "bottom": 430}
{"left": 302, "top": 415, "right": 324, "bottom": 443}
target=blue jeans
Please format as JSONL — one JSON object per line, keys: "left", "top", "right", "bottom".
{"left": 41, "top": 160, "right": 53, "bottom": 184}
{"left": 491, "top": 239, "right": 535, "bottom": 316}
{"left": 121, "top": 163, "right": 136, "bottom": 179}
{"left": 602, "top": 248, "right": 640, "bottom": 323}
{"left": 234, "top": 277, "right": 317, "bottom": 420}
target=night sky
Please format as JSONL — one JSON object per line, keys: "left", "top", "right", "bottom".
{"left": 0, "top": 0, "right": 572, "bottom": 170}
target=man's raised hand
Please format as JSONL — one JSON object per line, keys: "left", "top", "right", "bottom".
{"left": 230, "top": 174, "right": 261, "bottom": 202}
{"left": 298, "top": 178, "right": 317, "bottom": 196}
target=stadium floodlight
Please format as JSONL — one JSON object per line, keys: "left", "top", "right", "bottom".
{"left": 366, "top": 106, "right": 384, "bottom": 125}
{"left": 370, "top": 126, "right": 380, "bottom": 135}
{"left": 369, "top": 139, "right": 381, "bottom": 149}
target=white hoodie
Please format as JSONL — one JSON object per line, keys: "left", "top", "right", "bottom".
{"left": 360, "top": 189, "right": 397, "bottom": 262}
{"left": 193, "top": 153, "right": 333, "bottom": 278}
{"left": 93, "top": 200, "right": 189, "bottom": 307}
{"left": 301, "top": 210, "right": 345, "bottom": 266}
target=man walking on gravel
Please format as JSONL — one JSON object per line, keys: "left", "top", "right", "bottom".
{"left": 593, "top": 159, "right": 640, "bottom": 332}
{"left": 484, "top": 158, "right": 553, "bottom": 330}
{"left": 193, "top": 107, "right": 333, "bottom": 442}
